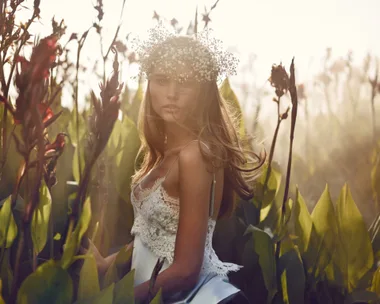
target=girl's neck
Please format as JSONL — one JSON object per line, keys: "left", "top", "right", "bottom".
{"left": 163, "top": 124, "right": 197, "bottom": 152}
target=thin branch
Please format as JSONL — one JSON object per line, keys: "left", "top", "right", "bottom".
{"left": 5, "top": 11, "right": 38, "bottom": 97}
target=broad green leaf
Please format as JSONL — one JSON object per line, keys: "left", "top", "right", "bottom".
{"left": 220, "top": 78, "right": 245, "bottom": 137}
{"left": 344, "top": 290, "right": 379, "bottom": 304}
{"left": 293, "top": 187, "right": 313, "bottom": 254}
{"left": 74, "top": 283, "right": 114, "bottom": 304}
{"left": 115, "top": 115, "right": 140, "bottom": 167}
{"left": 293, "top": 187, "right": 322, "bottom": 275}
{"left": 245, "top": 225, "right": 277, "bottom": 302}
{"left": 311, "top": 185, "right": 338, "bottom": 278}
{"left": 113, "top": 269, "right": 135, "bottom": 304}
{"left": 60, "top": 197, "right": 92, "bottom": 269}
{"left": 0, "top": 106, "right": 23, "bottom": 199}
{"left": 254, "top": 164, "right": 282, "bottom": 221}
{"left": 240, "top": 199, "right": 260, "bottom": 226}
{"left": 0, "top": 194, "right": 25, "bottom": 213}
{"left": 0, "top": 250, "right": 12, "bottom": 298}
{"left": 0, "top": 195, "right": 18, "bottom": 248}
{"left": 149, "top": 288, "right": 162, "bottom": 304}
{"left": 324, "top": 262, "right": 344, "bottom": 287}
{"left": 115, "top": 245, "right": 133, "bottom": 274}
{"left": 77, "top": 250, "right": 100, "bottom": 300}
{"left": 103, "top": 245, "right": 133, "bottom": 287}
{"left": 279, "top": 234, "right": 296, "bottom": 257}
{"left": 278, "top": 248, "right": 305, "bottom": 304}
{"left": 335, "top": 183, "right": 374, "bottom": 292}
{"left": 16, "top": 260, "right": 73, "bottom": 304}
{"left": 370, "top": 266, "right": 380, "bottom": 295}
{"left": 109, "top": 119, "right": 122, "bottom": 151}
{"left": 103, "top": 260, "right": 118, "bottom": 289}
{"left": 0, "top": 279, "right": 5, "bottom": 304}
{"left": 113, "top": 116, "right": 141, "bottom": 239}
{"left": 280, "top": 272, "right": 288, "bottom": 304}
{"left": 31, "top": 179, "right": 52, "bottom": 254}
{"left": 272, "top": 198, "right": 293, "bottom": 242}
{"left": 120, "top": 85, "right": 131, "bottom": 115}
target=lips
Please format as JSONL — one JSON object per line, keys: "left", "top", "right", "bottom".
{"left": 162, "top": 105, "right": 180, "bottom": 111}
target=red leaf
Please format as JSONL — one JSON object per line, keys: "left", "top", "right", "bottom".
{"left": 45, "top": 133, "right": 66, "bottom": 152}
{"left": 37, "top": 103, "right": 54, "bottom": 123}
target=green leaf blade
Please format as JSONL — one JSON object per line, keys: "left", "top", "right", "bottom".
{"left": 77, "top": 252, "right": 100, "bottom": 300}
{"left": 245, "top": 225, "right": 277, "bottom": 302}
{"left": 16, "top": 260, "right": 73, "bottom": 304}
{"left": 60, "top": 197, "right": 92, "bottom": 269}
{"left": 335, "top": 184, "right": 374, "bottom": 292}
{"left": 0, "top": 195, "right": 18, "bottom": 249}
{"left": 31, "top": 179, "right": 52, "bottom": 254}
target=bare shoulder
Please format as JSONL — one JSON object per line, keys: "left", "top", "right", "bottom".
{"left": 177, "top": 140, "right": 210, "bottom": 171}
{"left": 177, "top": 140, "right": 223, "bottom": 220}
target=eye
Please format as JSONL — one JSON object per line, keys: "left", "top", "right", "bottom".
{"left": 153, "top": 76, "right": 170, "bottom": 86}
{"left": 178, "top": 79, "right": 196, "bottom": 89}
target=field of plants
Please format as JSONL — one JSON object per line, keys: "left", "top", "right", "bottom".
{"left": 0, "top": 0, "right": 380, "bottom": 303}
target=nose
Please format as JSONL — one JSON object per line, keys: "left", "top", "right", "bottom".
{"left": 166, "top": 80, "right": 179, "bottom": 101}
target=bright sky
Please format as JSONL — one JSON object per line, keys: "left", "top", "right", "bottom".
{"left": 21, "top": 0, "right": 380, "bottom": 111}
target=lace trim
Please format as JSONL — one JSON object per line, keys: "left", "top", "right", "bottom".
{"left": 131, "top": 214, "right": 243, "bottom": 277}
{"left": 131, "top": 215, "right": 175, "bottom": 263}
{"left": 132, "top": 176, "right": 166, "bottom": 203}
{"left": 130, "top": 175, "right": 244, "bottom": 278}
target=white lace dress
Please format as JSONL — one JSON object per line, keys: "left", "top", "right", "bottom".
{"left": 130, "top": 174, "right": 243, "bottom": 303}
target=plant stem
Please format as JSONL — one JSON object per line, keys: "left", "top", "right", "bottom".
{"left": 275, "top": 57, "right": 299, "bottom": 277}
{"left": 5, "top": 11, "right": 37, "bottom": 97}
{"left": 1, "top": 9, "right": 37, "bottom": 180}
{"left": 74, "top": 44, "right": 82, "bottom": 182}
{"left": 370, "top": 66, "right": 378, "bottom": 146}
{"left": 72, "top": 27, "right": 91, "bottom": 183}
{"left": 263, "top": 98, "right": 282, "bottom": 192}
{"left": 9, "top": 225, "right": 25, "bottom": 303}
{"left": 257, "top": 97, "right": 282, "bottom": 223}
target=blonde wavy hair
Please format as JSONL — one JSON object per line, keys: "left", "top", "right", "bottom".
{"left": 131, "top": 37, "right": 266, "bottom": 219}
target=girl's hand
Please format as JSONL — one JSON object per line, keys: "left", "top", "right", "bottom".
{"left": 79, "top": 239, "right": 107, "bottom": 275}
{"left": 80, "top": 239, "right": 134, "bottom": 276}
{"left": 125, "top": 240, "right": 134, "bottom": 252}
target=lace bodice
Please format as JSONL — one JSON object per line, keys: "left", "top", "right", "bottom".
{"left": 130, "top": 175, "right": 243, "bottom": 277}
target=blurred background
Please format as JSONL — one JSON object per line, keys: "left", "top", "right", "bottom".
{"left": 1, "top": 2, "right": 379, "bottom": 301}
{"left": 10, "top": 0, "right": 380, "bottom": 231}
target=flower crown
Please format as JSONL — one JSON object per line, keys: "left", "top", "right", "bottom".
{"left": 131, "top": 22, "right": 239, "bottom": 83}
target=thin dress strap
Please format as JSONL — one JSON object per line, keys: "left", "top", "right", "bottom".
{"left": 164, "top": 140, "right": 216, "bottom": 217}
{"left": 164, "top": 139, "right": 198, "bottom": 179}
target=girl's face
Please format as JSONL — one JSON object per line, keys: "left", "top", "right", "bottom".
{"left": 148, "top": 65, "right": 201, "bottom": 127}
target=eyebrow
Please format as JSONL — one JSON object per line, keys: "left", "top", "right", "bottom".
{"left": 150, "top": 73, "right": 169, "bottom": 78}
{"left": 178, "top": 76, "right": 194, "bottom": 82}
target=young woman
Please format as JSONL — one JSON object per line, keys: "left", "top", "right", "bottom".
{"left": 88, "top": 27, "right": 265, "bottom": 303}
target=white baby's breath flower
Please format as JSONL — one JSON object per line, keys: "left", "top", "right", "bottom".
{"left": 131, "top": 22, "right": 239, "bottom": 83}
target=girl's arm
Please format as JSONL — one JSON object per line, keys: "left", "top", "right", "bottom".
{"left": 134, "top": 141, "right": 218, "bottom": 302}
{"left": 81, "top": 239, "right": 134, "bottom": 276}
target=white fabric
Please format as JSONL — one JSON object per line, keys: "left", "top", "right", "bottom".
{"left": 132, "top": 236, "right": 240, "bottom": 303}
{"left": 130, "top": 173, "right": 243, "bottom": 302}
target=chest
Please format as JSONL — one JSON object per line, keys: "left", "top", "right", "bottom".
{"left": 131, "top": 177, "right": 180, "bottom": 231}
{"left": 135, "top": 157, "right": 180, "bottom": 200}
